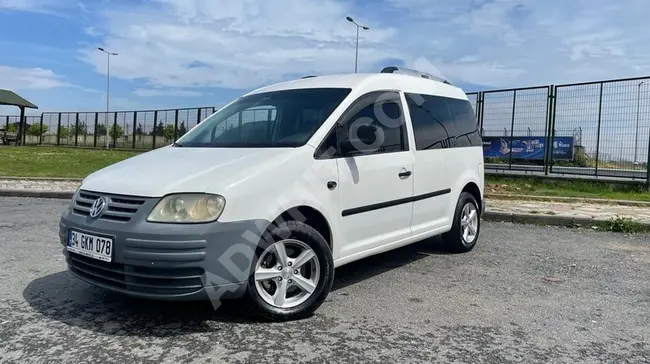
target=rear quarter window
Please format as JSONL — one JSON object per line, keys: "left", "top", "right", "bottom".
{"left": 405, "top": 92, "right": 481, "bottom": 150}
{"left": 445, "top": 97, "right": 482, "bottom": 147}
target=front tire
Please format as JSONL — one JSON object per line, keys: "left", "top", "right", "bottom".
{"left": 443, "top": 192, "right": 481, "bottom": 253}
{"left": 246, "top": 220, "right": 334, "bottom": 321}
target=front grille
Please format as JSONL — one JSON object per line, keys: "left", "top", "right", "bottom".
{"left": 73, "top": 190, "right": 146, "bottom": 222}
{"left": 67, "top": 253, "right": 205, "bottom": 296}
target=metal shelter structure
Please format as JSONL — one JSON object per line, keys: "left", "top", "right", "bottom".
{"left": 0, "top": 89, "right": 39, "bottom": 145}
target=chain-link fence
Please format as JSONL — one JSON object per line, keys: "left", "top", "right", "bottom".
{"left": 3, "top": 75, "right": 650, "bottom": 182}
{"left": 466, "top": 77, "right": 650, "bottom": 182}
{"left": 32, "top": 107, "right": 216, "bottom": 149}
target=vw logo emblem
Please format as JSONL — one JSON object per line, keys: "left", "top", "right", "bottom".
{"left": 89, "top": 196, "right": 108, "bottom": 218}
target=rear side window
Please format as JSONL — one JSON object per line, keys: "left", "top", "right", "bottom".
{"left": 405, "top": 93, "right": 457, "bottom": 150}
{"left": 405, "top": 93, "right": 481, "bottom": 150}
{"left": 446, "top": 98, "right": 481, "bottom": 147}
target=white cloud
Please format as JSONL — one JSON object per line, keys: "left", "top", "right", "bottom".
{"left": 133, "top": 88, "right": 203, "bottom": 97}
{"left": 0, "top": 0, "right": 74, "bottom": 15}
{"left": 0, "top": 0, "right": 55, "bottom": 11}
{"left": 0, "top": 66, "right": 71, "bottom": 90}
{"left": 384, "top": 0, "right": 650, "bottom": 87}
{"left": 0, "top": 0, "right": 630, "bottom": 95}
{"left": 80, "top": 0, "right": 397, "bottom": 90}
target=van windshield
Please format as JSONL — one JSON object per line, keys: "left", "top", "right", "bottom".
{"left": 175, "top": 88, "right": 351, "bottom": 148}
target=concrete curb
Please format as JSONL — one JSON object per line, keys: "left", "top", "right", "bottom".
{"left": 0, "top": 176, "right": 84, "bottom": 182}
{"left": 482, "top": 211, "right": 650, "bottom": 230}
{"left": 486, "top": 193, "right": 650, "bottom": 207}
{"left": 0, "top": 189, "right": 74, "bottom": 199}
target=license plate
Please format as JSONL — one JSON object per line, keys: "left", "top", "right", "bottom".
{"left": 67, "top": 230, "right": 114, "bottom": 262}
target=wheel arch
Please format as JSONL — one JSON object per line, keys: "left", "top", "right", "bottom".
{"left": 461, "top": 181, "right": 483, "bottom": 212}
{"left": 271, "top": 205, "right": 333, "bottom": 251}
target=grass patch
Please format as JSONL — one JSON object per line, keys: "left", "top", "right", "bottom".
{"left": 593, "top": 216, "right": 650, "bottom": 234}
{"left": 0, "top": 146, "right": 141, "bottom": 178}
{"left": 486, "top": 175, "right": 650, "bottom": 202}
{"left": 1, "top": 146, "right": 649, "bottom": 204}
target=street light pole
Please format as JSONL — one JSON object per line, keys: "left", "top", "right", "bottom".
{"left": 98, "top": 47, "right": 118, "bottom": 149}
{"left": 635, "top": 81, "right": 644, "bottom": 165}
{"left": 346, "top": 16, "right": 369, "bottom": 73}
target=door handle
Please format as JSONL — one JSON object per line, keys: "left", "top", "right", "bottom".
{"left": 398, "top": 171, "right": 412, "bottom": 178}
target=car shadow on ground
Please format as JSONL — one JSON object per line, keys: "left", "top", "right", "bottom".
{"left": 22, "top": 236, "right": 451, "bottom": 337}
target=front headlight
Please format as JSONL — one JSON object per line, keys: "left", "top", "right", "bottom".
{"left": 147, "top": 194, "right": 226, "bottom": 223}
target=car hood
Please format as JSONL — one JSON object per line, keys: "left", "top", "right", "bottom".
{"left": 81, "top": 146, "right": 298, "bottom": 197}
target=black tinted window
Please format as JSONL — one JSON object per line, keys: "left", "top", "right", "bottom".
{"left": 405, "top": 93, "right": 457, "bottom": 150}
{"left": 446, "top": 98, "right": 481, "bottom": 147}
{"left": 315, "top": 128, "right": 338, "bottom": 159}
{"left": 339, "top": 92, "right": 409, "bottom": 156}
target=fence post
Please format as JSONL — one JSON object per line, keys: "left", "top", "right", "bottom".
{"left": 646, "top": 128, "right": 650, "bottom": 191}
{"left": 93, "top": 112, "right": 99, "bottom": 148}
{"left": 543, "top": 86, "right": 553, "bottom": 175}
{"left": 111, "top": 112, "right": 117, "bottom": 149}
{"left": 4, "top": 116, "right": 8, "bottom": 134}
{"left": 508, "top": 90, "right": 517, "bottom": 170}
{"left": 39, "top": 114, "right": 44, "bottom": 145}
{"left": 547, "top": 86, "right": 558, "bottom": 174}
{"left": 56, "top": 113, "right": 62, "bottom": 146}
{"left": 174, "top": 109, "right": 179, "bottom": 142}
{"left": 132, "top": 112, "right": 137, "bottom": 150}
{"left": 594, "top": 82, "right": 604, "bottom": 177}
{"left": 477, "top": 92, "right": 484, "bottom": 132}
{"left": 196, "top": 108, "right": 202, "bottom": 126}
{"left": 152, "top": 110, "right": 158, "bottom": 149}
{"left": 74, "top": 113, "right": 80, "bottom": 147}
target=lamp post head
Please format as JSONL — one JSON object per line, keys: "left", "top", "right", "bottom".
{"left": 362, "top": 26, "right": 369, "bottom": 30}
{"left": 346, "top": 16, "right": 354, "bottom": 23}
{"left": 98, "top": 47, "right": 105, "bottom": 52}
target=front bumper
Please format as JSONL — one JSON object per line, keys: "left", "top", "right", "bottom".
{"left": 59, "top": 191, "right": 269, "bottom": 301}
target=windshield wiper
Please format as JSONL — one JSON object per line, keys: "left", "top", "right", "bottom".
{"left": 172, "top": 142, "right": 183, "bottom": 147}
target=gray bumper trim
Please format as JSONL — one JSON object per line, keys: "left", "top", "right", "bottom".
{"left": 60, "top": 203, "right": 270, "bottom": 301}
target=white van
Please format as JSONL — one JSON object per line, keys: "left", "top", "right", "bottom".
{"left": 59, "top": 67, "right": 484, "bottom": 321}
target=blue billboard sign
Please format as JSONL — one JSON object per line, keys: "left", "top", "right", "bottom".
{"left": 482, "top": 136, "right": 573, "bottom": 160}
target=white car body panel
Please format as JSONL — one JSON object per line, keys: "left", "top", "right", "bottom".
{"left": 78, "top": 72, "right": 484, "bottom": 268}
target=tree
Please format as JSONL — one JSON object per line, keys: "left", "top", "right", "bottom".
{"left": 95, "top": 123, "right": 107, "bottom": 136}
{"left": 109, "top": 124, "right": 124, "bottom": 140}
{"left": 57, "top": 126, "right": 69, "bottom": 139}
{"left": 178, "top": 121, "right": 188, "bottom": 137}
{"left": 135, "top": 123, "right": 144, "bottom": 141}
{"left": 27, "top": 123, "right": 48, "bottom": 137}
{"left": 7, "top": 123, "right": 17, "bottom": 133}
{"left": 163, "top": 124, "right": 175, "bottom": 142}
{"left": 69, "top": 122, "right": 87, "bottom": 137}
{"left": 150, "top": 123, "right": 164, "bottom": 137}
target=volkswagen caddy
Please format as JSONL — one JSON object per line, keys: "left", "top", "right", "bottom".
{"left": 59, "top": 66, "right": 484, "bottom": 321}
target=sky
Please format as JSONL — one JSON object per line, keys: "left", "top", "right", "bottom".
{"left": 1, "top": 0, "right": 650, "bottom": 164}
{"left": 2, "top": 0, "right": 650, "bottom": 115}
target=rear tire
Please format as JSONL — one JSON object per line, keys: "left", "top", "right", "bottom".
{"left": 245, "top": 220, "right": 334, "bottom": 322}
{"left": 443, "top": 192, "right": 481, "bottom": 253}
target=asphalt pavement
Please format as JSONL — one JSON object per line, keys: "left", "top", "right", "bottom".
{"left": 1, "top": 197, "right": 649, "bottom": 364}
